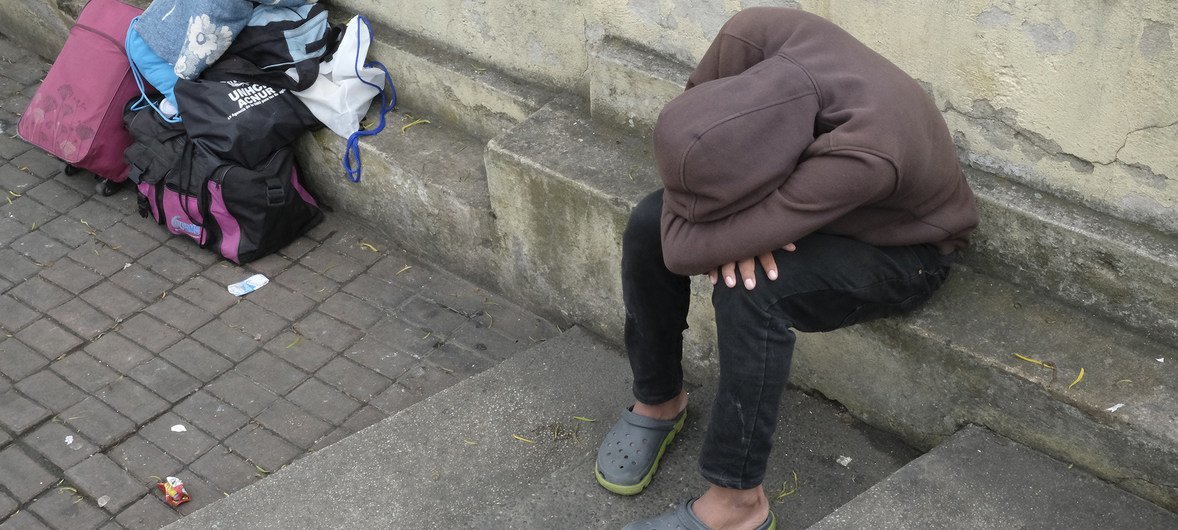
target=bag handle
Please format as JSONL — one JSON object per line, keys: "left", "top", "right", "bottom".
{"left": 125, "top": 17, "right": 182, "bottom": 124}
{"left": 341, "top": 15, "right": 397, "bottom": 183}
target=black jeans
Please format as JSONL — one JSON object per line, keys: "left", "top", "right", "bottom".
{"left": 622, "top": 190, "right": 951, "bottom": 489}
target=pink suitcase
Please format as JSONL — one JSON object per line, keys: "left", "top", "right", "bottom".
{"left": 18, "top": 0, "right": 143, "bottom": 192}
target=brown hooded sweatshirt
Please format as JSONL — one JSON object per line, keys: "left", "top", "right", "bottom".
{"left": 655, "top": 7, "right": 978, "bottom": 276}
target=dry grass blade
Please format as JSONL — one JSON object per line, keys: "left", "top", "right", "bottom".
{"left": 401, "top": 118, "right": 431, "bottom": 133}
{"left": 1068, "top": 367, "right": 1085, "bottom": 390}
{"left": 395, "top": 265, "right": 412, "bottom": 275}
{"left": 360, "top": 243, "right": 379, "bottom": 252}
{"left": 286, "top": 336, "right": 301, "bottom": 349}
{"left": 512, "top": 434, "right": 536, "bottom": 444}
{"left": 463, "top": 439, "right": 478, "bottom": 445}
{"left": 774, "top": 470, "right": 799, "bottom": 501}
{"left": 573, "top": 416, "right": 596, "bottom": 423}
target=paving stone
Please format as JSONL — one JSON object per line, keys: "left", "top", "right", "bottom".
{"left": 172, "top": 276, "right": 236, "bottom": 314}
{"left": 368, "top": 382, "right": 426, "bottom": 416}
{"left": 302, "top": 216, "right": 338, "bottom": 241}
{"left": 322, "top": 231, "right": 387, "bottom": 268}
{"left": 68, "top": 241, "right": 132, "bottom": 277}
{"left": 0, "top": 445, "right": 56, "bottom": 502}
{"left": 421, "top": 341, "right": 496, "bottom": 378}
{"left": 94, "top": 378, "right": 169, "bottom": 425}
{"left": 84, "top": 334, "right": 153, "bottom": 374}
{"left": 26, "top": 179, "right": 86, "bottom": 213}
{"left": 0, "top": 294, "right": 38, "bottom": 332}
{"left": 220, "top": 301, "right": 289, "bottom": 343}
{"left": 159, "top": 339, "right": 232, "bottom": 384}
{"left": 27, "top": 488, "right": 111, "bottom": 529}
{"left": 363, "top": 315, "right": 437, "bottom": 356}
{"left": 0, "top": 510, "right": 51, "bottom": 529}
{"left": 48, "top": 298, "right": 115, "bottom": 340}
{"left": 39, "top": 258, "right": 103, "bottom": 295}
{"left": 235, "top": 351, "right": 307, "bottom": 396}
{"left": 286, "top": 378, "right": 363, "bottom": 426}
{"left": 0, "top": 275, "right": 9, "bottom": 294}
{"left": 200, "top": 261, "right": 252, "bottom": 286}
{"left": 138, "top": 247, "right": 202, "bottom": 284}
{"left": 342, "top": 273, "right": 415, "bottom": 311}
{"left": 15, "top": 371, "right": 86, "bottom": 413}
{"left": 308, "top": 428, "right": 350, "bottom": 452}
{"left": 10, "top": 230, "right": 70, "bottom": 263}
{"left": 0, "top": 339, "right": 48, "bottom": 380}
{"left": 370, "top": 254, "right": 433, "bottom": 287}
{"left": 64, "top": 454, "right": 145, "bottom": 514}
{"left": 138, "top": 413, "right": 216, "bottom": 465}
{"left": 61, "top": 397, "right": 135, "bottom": 447}
{"left": 191, "top": 320, "right": 258, "bottom": 362}
{"left": 0, "top": 388, "right": 50, "bottom": 434}
{"left": 0, "top": 198, "right": 56, "bottom": 230}
{"left": 113, "top": 494, "right": 179, "bottom": 530}
{"left": 263, "top": 332, "right": 335, "bottom": 372}
{"left": 51, "top": 353, "right": 119, "bottom": 393}
{"left": 0, "top": 492, "right": 15, "bottom": 519}
{"left": 16, "top": 318, "right": 83, "bottom": 360}
{"left": 121, "top": 210, "right": 171, "bottom": 243}
{"left": 273, "top": 264, "right": 339, "bottom": 302}
{"left": 67, "top": 201, "right": 124, "bottom": 231}
{"left": 172, "top": 391, "right": 249, "bottom": 441}
{"left": 340, "top": 405, "right": 387, "bottom": 434}
{"left": 10, "top": 276, "right": 72, "bottom": 313}
{"left": 205, "top": 372, "right": 279, "bottom": 417}
{"left": 189, "top": 445, "right": 260, "bottom": 494}
{"left": 37, "top": 215, "right": 95, "bottom": 248}
{"left": 107, "top": 436, "right": 182, "bottom": 484}
{"left": 319, "top": 291, "right": 385, "bottom": 330}
{"left": 143, "top": 295, "right": 213, "bottom": 334}
{"left": 80, "top": 282, "right": 146, "bottom": 322}
{"left": 0, "top": 132, "right": 33, "bottom": 160}
{"left": 345, "top": 336, "right": 422, "bottom": 379}
{"left": 0, "top": 247, "right": 41, "bottom": 284}
{"left": 399, "top": 296, "right": 473, "bottom": 335}
{"left": 245, "top": 253, "right": 292, "bottom": 278}
{"left": 163, "top": 238, "right": 220, "bottom": 266}
{"left": 11, "top": 148, "right": 62, "bottom": 179}
{"left": 315, "top": 357, "right": 391, "bottom": 402}
{"left": 446, "top": 318, "right": 532, "bottom": 361}
{"left": 277, "top": 236, "right": 317, "bottom": 260}
{"left": 95, "top": 223, "right": 160, "bottom": 259}
{"left": 127, "top": 359, "right": 200, "bottom": 404}
{"left": 115, "top": 315, "right": 182, "bottom": 354}
{"left": 0, "top": 217, "right": 26, "bottom": 248}
{"left": 298, "top": 248, "right": 365, "bottom": 283}
{"left": 223, "top": 424, "right": 301, "bottom": 473}
{"left": 294, "top": 312, "right": 362, "bottom": 352}
{"left": 26, "top": 421, "right": 99, "bottom": 469}
{"left": 244, "top": 283, "right": 315, "bottom": 321}
{"left": 109, "top": 264, "right": 172, "bottom": 303}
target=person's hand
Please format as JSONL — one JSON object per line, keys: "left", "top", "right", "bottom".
{"left": 709, "top": 243, "right": 797, "bottom": 289}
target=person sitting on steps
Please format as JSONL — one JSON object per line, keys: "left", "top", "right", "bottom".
{"left": 595, "top": 7, "right": 979, "bottom": 530}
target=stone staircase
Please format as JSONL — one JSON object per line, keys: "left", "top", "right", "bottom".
{"left": 285, "top": 16, "right": 1177, "bottom": 517}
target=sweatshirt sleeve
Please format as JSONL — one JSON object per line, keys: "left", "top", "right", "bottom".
{"left": 659, "top": 149, "right": 897, "bottom": 276}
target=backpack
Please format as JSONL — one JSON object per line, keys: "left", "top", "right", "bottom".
{"left": 123, "top": 103, "right": 323, "bottom": 264}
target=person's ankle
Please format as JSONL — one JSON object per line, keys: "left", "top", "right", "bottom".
{"left": 631, "top": 390, "right": 687, "bottom": 421}
{"left": 692, "top": 485, "right": 769, "bottom": 530}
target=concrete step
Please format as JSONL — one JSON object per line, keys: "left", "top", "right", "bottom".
{"left": 477, "top": 99, "right": 1178, "bottom": 510}
{"left": 810, "top": 425, "right": 1178, "bottom": 529}
{"left": 165, "top": 327, "right": 923, "bottom": 529}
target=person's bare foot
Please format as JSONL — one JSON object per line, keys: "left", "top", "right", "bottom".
{"left": 631, "top": 390, "right": 688, "bottom": 421}
{"left": 691, "top": 484, "right": 771, "bottom": 530}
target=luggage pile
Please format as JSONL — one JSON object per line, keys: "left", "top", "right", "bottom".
{"left": 18, "top": 0, "right": 396, "bottom": 264}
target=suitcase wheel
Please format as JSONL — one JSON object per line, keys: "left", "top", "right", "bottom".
{"left": 63, "top": 164, "right": 84, "bottom": 176}
{"left": 95, "top": 178, "right": 125, "bottom": 197}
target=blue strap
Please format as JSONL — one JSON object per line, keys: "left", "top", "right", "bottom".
{"left": 342, "top": 15, "right": 397, "bottom": 183}
{"left": 125, "top": 17, "right": 182, "bottom": 123}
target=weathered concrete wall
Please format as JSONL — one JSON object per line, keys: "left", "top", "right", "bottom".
{"left": 333, "top": 0, "right": 1177, "bottom": 235}
{"left": 5, "top": 0, "right": 1174, "bottom": 233}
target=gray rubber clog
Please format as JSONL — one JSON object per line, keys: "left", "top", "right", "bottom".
{"left": 622, "top": 498, "right": 777, "bottom": 530}
{"left": 595, "top": 407, "right": 687, "bottom": 495}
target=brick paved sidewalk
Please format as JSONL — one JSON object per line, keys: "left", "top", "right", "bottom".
{"left": 0, "top": 37, "right": 558, "bottom": 529}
